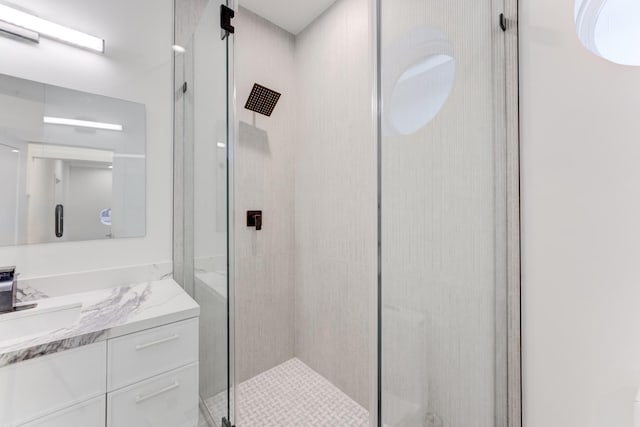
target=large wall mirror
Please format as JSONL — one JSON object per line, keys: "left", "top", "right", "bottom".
{"left": 0, "top": 74, "right": 146, "bottom": 245}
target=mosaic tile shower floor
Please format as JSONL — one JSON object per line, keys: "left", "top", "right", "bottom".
{"left": 204, "top": 358, "right": 369, "bottom": 427}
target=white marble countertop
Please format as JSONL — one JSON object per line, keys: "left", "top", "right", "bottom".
{"left": 0, "top": 278, "right": 199, "bottom": 367}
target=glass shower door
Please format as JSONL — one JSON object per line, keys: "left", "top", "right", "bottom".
{"left": 378, "top": 0, "right": 515, "bottom": 426}
{"left": 175, "top": 1, "right": 234, "bottom": 426}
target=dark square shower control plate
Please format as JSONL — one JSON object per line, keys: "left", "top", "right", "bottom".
{"left": 244, "top": 83, "right": 281, "bottom": 117}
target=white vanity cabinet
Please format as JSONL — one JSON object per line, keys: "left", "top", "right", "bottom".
{"left": 0, "top": 318, "right": 199, "bottom": 427}
{"left": 0, "top": 342, "right": 107, "bottom": 427}
{"left": 106, "top": 318, "right": 199, "bottom": 427}
{"left": 21, "top": 397, "right": 107, "bottom": 427}
{"left": 107, "top": 318, "right": 198, "bottom": 391}
{"left": 107, "top": 363, "right": 198, "bottom": 427}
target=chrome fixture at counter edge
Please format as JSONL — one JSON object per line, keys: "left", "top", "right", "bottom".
{"left": 0, "top": 267, "right": 36, "bottom": 314}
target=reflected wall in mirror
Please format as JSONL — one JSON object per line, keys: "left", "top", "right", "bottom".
{"left": 0, "top": 74, "right": 146, "bottom": 245}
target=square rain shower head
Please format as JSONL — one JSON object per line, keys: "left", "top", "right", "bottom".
{"left": 244, "top": 83, "right": 281, "bottom": 117}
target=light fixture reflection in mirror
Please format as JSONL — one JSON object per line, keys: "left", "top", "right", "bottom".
{"left": 43, "top": 116, "right": 124, "bottom": 132}
{"left": 576, "top": 0, "right": 640, "bottom": 66}
{"left": 383, "top": 27, "right": 456, "bottom": 136}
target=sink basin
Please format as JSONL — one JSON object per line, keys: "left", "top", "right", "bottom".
{"left": 0, "top": 302, "right": 82, "bottom": 343}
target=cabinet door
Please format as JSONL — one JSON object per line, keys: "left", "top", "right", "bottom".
{"left": 20, "top": 396, "right": 105, "bottom": 427}
{"left": 107, "top": 318, "right": 198, "bottom": 391}
{"left": 0, "top": 342, "right": 106, "bottom": 426}
{"left": 107, "top": 363, "right": 198, "bottom": 427}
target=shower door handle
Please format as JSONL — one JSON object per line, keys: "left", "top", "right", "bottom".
{"left": 247, "top": 210, "right": 262, "bottom": 231}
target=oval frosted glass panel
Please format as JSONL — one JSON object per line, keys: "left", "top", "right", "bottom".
{"left": 383, "top": 27, "right": 455, "bottom": 136}
{"left": 389, "top": 54, "right": 455, "bottom": 135}
{"left": 576, "top": 0, "right": 640, "bottom": 66}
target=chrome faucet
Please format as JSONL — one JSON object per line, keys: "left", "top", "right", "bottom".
{"left": 0, "top": 266, "right": 17, "bottom": 313}
{"left": 0, "top": 267, "right": 36, "bottom": 314}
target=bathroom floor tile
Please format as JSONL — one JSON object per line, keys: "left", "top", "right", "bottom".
{"left": 205, "top": 358, "right": 369, "bottom": 426}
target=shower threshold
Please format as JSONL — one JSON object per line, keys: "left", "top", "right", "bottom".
{"left": 205, "top": 358, "right": 369, "bottom": 426}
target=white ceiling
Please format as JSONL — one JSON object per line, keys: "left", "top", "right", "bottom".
{"left": 241, "top": 0, "right": 337, "bottom": 34}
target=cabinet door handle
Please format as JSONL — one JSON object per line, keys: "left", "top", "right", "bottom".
{"left": 135, "top": 334, "right": 179, "bottom": 351}
{"left": 135, "top": 381, "right": 180, "bottom": 404}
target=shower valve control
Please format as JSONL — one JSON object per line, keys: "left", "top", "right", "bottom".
{"left": 247, "top": 210, "right": 262, "bottom": 231}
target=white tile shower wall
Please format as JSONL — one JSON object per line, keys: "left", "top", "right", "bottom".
{"left": 294, "top": 0, "right": 375, "bottom": 409}
{"left": 0, "top": 0, "right": 173, "bottom": 278}
{"left": 235, "top": 8, "right": 297, "bottom": 382}
{"left": 520, "top": 1, "right": 640, "bottom": 426}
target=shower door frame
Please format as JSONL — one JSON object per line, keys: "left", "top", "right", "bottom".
{"left": 218, "top": 0, "right": 522, "bottom": 424}
{"left": 172, "top": 0, "right": 237, "bottom": 425}
{"left": 502, "top": 1, "right": 522, "bottom": 425}
{"left": 227, "top": 1, "right": 237, "bottom": 425}
{"left": 371, "top": 0, "right": 522, "bottom": 426}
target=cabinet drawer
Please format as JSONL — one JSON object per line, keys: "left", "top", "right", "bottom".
{"left": 0, "top": 342, "right": 106, "bottom": 427}
{"left": 107, "top": 362, "right": 198, "bottom": 427}
{"left": 107, "top": 318, "right": 198, "bottom": 391}
{"left": 20, "top": 396, "right": 105, "bottom": 427}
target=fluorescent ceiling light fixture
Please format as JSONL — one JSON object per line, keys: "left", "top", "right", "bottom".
{"left": 172, "top": 44, "right": 186, "bottom": 53}
{"left": 11, "top": 149, "right": 19, "bottom": 153}
{"left": 44, "top": 116, "right": 123, "bottom": 131}
{"left": 217, "top": 142, "right": 226, "bottom": 148}
{"left": 0, "top": 4, "right": 104, "bottom": 52}
{"left": 0, "top": 19, "right": 39, "bottom": 43}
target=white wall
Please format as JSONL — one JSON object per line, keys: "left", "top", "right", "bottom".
{"left": 520, "top": 1, "right": 640, "bottom": 426}
{"left": 0, "top": 0, "right": 173, "bottom": 279}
